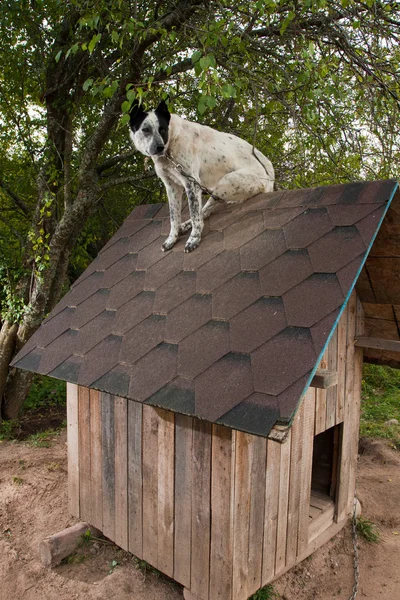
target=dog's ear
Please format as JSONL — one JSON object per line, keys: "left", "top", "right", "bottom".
{"left": 155, "top": 99, "right": 171, "bottom": 124}
{"left": 129, "top": 100, "right": 147, "bottom": 131}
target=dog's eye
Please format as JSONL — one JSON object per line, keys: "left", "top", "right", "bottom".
{"left": 159, "top": 127, "right": 166, "bottom": 135}
{"left": 142, "top": 127, "right": 150, "bottom": 134}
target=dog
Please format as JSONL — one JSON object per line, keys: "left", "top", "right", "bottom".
{"left": 129, "top": 100, "right": 274, "bottom": 253}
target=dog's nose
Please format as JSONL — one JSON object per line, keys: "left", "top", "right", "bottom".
{"left": 156, "top": 145, "right": 165, "bottom": 154}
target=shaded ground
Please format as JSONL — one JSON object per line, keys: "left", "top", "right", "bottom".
{"left": 0, "top": 432, "right": 399, "bottom": 600}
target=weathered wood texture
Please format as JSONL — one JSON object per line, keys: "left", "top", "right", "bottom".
{"left": 66, "top": 382, "right": 79, "bottom": 516}
{"left": 67, "top": 293, "right": 364, "bottom": 600}
{"left": 355, "top": 336, "right": 400, "bottom": 352}
{"left": 313, "top": 302, "right": 351, "bottom": 434}
{"left": 356, "top": 188, "right": 400, "bottom": 368}
{"left": 39, "top": 522, "right": 101, "bottom": 567}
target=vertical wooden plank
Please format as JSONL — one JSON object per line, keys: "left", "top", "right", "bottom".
{"left": 157, "top": 408, "right": 175, "bottom": 578}
{"left": 297, "top": 387, "right": 316, "bottom": 555}
{"left": 232, "top": 432, "right": 266, "bottom": 600}
{"left": 232, "top": 431, "right": 251, "bottom": 600}
{"left": 174, "top": 414, "right": 193, "bottom": 588}
{"left": 336, "top": 304, "right": 348, "bottom": 423}
{"left": 190, "top": 420, "right": 212, "bottom": 600}
{"left": 347, "top": 296, "right": 364, "bottom": 508}
{"left": 315, "top": 389, "right": 327, "bottom": 435}
{"left": 326, "top": 328, "right": 338, "bottom": 429}
{"left": 315, "top": 348, "right": 328, "bottom": 435}
{"left": 286, "top": 401, "right": 305, "bottom": 567}
{"left": 128, "top": 400, "right": 143, "bottom": 558}
{"left": 274, "top": 429, "right": 292, "bottom": 575}
{"left": 209, "top": 424, "right": 234, "bottom": 600}
{"left": 78, "top": 386, "right": 91, "bottom": 523}
{"left": 336, "top": 292, "right": 357, "bottom": 521}
{"left": 89, "top": 389, "right": 103, "bottom": 531}
{"left": 114, "top": 396, "right": 128, "bottom": 551}
{"left": 247, "top": 434, "right": 267, "bottom": 595}
{"left": 67, "top": 383, "right": 79, "bottom": 517}
{"left": 142, "top": 405, "right": 159, "bottom": 567}
{"left": 102, "top": 392, "right": 115, "bottom": 540}
{"left": 262, "top": 439, "right": 281, "bottom": 584}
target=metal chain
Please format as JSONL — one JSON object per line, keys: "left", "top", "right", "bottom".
{"left": 349, "top": 495, "right": 360, "bottom": 600}
{"left": 164, "top": 152, "right": 225, "bottom": 202}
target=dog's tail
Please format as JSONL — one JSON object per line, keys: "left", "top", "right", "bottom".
{"left": 253, "top": 148, "right": 275, "bottom": 191}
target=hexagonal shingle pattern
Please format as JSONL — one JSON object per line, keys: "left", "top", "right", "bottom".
{"left": 12, "top": 180, "right": 398, "bottom": 437}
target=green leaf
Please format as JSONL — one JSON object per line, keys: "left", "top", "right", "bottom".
{"left": 55, "top": 50, "right": 62, "bottom": 63}
{"left": 103, "top": 86, "right": 113, "bottom": 98}
{"left": 126, "top": 88, "right": 136, "bottom": 102}
{"left": 120, "top": 114, "right": 130, "bottom": 126}
{"left": 88, "top": 33, "right": 101, "bottom": 54}
{"left": 191, "top": 50, "right": 202, "bottom": 64}
{"left": 198, "top": 95, "right": 208, "bottom": 114}
{"left": 121, "top": 100, "right": 131, "bottom": 113}
{"left": 83, "top": 78, "right": 93, "bottom": 91}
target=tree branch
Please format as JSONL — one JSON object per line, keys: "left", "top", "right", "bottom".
{"left": 0, "top": 179, "right": 30, "bottom": 216}
{"left": 97, "top": 149, "right": 137, "bottom": 174}
{"left": 99, "top": 171, "right": 156, "bottom": 191}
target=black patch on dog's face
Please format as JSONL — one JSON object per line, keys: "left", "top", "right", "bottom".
{"left": 129, "top": 101, "right": 148, "bottom": 132}
{"left": 155, "top": 100, "right": 170, "bottom": 144}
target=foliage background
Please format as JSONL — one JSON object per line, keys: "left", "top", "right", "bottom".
{"left": 0, "top": 0, "right": 399, "bottom": 417}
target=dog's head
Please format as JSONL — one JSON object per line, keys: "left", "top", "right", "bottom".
{"left": 129, "top": 99, "right": 171, "bottom": 157}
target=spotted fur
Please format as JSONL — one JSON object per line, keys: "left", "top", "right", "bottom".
{"left": 129, "top": 100, "right": 274, "bottom": 252}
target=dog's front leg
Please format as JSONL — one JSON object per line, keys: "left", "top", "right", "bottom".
{"left": 184, "top": 182, "right": 203, "bottom": 253}
{"left": 162, "top": 180, "right": 184, "bottom": 251}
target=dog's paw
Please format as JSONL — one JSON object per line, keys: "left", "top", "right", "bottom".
{"left": 184, "top": 238, "right": 201, "bottom": 253}
{"left": 179, "top": 220, "right": 192, "bottom": 235}
{"left": 162, "top": 238, "right": 177, "bottom": 252}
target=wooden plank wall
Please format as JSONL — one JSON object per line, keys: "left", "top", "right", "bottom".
{"left": 68, "top": 387, "right": 317, "bottom": 599}
{"left": 314, "top": 301, "right": 350, "bottom": 435}
{"left": 66, "top": 292, "right": 364, "bottom": 600}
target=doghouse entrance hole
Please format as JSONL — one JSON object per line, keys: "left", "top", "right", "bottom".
{"left": 308, "top": 425, "right": 341, "bottom": 541}
{"left": 311, "top": 425, "right": 340, "bottom": 497}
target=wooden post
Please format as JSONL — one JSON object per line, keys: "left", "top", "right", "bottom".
{"left": 39, "top": 522, "right": 101, "bottom": 567}
{"left": 67, "top": 383, "right": 79, "bottom": 517}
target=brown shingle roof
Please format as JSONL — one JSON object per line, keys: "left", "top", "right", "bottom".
{"left": 12, "top": 180, "right": 398, "bottom": 437}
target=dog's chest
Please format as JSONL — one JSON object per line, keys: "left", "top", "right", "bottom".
{"left": 154, "top": 156, "right": 191, "bottom": 187}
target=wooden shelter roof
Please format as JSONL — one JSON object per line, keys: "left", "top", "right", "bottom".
{"left": 12, "top": 179, "right": 399, "bottom": 437}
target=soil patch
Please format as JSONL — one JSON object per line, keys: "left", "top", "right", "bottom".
{"left": 0, "top": 433, "right": 399, "bottom": 600}
{"left": 15, "top": 405, "right": 67, "bottom": 440}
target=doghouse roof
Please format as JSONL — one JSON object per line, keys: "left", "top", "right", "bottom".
{"left": 13, "top": 180, "right": 399, "bottom": 437}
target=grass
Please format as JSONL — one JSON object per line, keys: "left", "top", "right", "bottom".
{"left": 26, "top": 428, "right": 61, "bottom": 448}
{"left": 249, "top": 584, "right": 280, "bottom": 599}
{"left": 62, "top": 553, "right": 86, "bottom": 565}
{"left": 80, "top": 528, "right": 93, "bottom": 546}
{"left": 0, "top": 419, "right": 18, "bottom": 441}
{"left": 360, "top": 364, "right": 400, "bottom": 448}
{"left": 356, "top": 516, "right": 380, "bottom": 543}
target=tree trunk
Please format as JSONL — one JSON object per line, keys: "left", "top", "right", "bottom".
{"left": 3, "top": 367, "right": 35, "bottom": 420}
{"left": 0, "top": 321, "right": 19, "bottom": 421}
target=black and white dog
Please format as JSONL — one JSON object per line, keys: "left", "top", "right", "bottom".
{"left": 129, "top": 100, "right": 274, "bottom": 253}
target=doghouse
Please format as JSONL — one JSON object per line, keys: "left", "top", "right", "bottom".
{"left": 13, "top": 179, "right": 400, "bottom": 600}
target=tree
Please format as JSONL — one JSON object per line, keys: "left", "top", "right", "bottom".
{"left": 0, "top": 0, "right": 399, "bottom": 419}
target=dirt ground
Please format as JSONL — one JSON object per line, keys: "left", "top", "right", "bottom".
{"left": 0, "top": 431, "right": 399, "bottom": 600}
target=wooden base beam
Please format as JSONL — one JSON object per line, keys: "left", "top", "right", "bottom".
{"left": 355, "top": 336, "right": 400, "bottom": 352}
{"left": 39, "top": 522, "right": 102, "bottom": 567}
